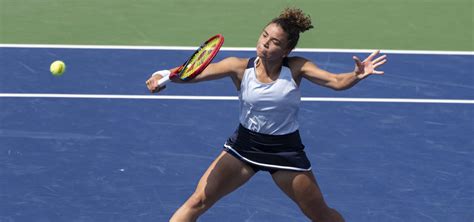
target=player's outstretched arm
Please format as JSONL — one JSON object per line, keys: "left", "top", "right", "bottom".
{"left": 293, "top": 50, "right": 387, "bottom": 90}
{"left": 176, "top": 57, "right": 247, "bottom": 83}
{"left": 146, "top": 57, "right": 247, "bottom": 93}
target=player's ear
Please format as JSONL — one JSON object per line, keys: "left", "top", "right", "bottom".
{"left": 282, "top": 42, "right": 293, "bottom": 57}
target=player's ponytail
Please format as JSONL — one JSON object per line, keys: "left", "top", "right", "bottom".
{"left": 270, "top": 8, "right": 314, "bottom": 50}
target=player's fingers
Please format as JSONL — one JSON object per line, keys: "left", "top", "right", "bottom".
{"left": 147, "top": 80, "right": 155, "bottom": 92}
{"left": 374, "top": 59, "right": 387, "bottom": 68}
{"left": 365, "top": 50, "right": 380, "bottom": 61}
{"left": 146, "top": 81, "right": 151, "bottom": 90}
{"left": 372, "top": 55, "right": 387, "bottom": 64}
{"left": 152, "top": 85, "right": 166, "bottom": 93}
{"left": 373, "top": 70, "right": 385, "bottom": 75}
{"left": 353, "top": 56, "right": 363, "bottom": 68}
{"left": 151, "top": 80, "right": 159, "bottom": 92}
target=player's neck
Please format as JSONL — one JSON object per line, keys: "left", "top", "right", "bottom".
{"left": 256, "top": 57, "right": 282, "bottom": 81}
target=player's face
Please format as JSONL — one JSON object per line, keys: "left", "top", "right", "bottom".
{"left": 256, "top": 23, "right": 290, "bottom": 60}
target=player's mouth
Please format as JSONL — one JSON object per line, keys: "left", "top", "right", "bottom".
{"left": 256, "top": 45, "right": 268, "bottom": 57}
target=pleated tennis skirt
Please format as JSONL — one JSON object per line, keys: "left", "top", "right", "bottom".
{"left": 223, "top": 124, "right": 312, "bottom": 173}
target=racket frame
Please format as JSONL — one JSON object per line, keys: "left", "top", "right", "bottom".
{"left": 157, "top": 34, "right": 224, "bottom": 87}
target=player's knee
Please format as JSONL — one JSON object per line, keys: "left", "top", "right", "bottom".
{"left": 186, "top": 191, "right": 215, "bottom": 211}
{"left": 186, "top": 194, "right": 206, "bottom": 210}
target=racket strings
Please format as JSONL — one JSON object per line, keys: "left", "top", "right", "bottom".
{"left": 180, "top": 37, "right": 222, "bottom": 79}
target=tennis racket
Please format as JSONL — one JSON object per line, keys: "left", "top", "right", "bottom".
{"left": 157, "top": 34, "right": 224, "bottom": 87}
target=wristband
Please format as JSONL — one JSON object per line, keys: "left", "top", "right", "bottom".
{"left": 152, "top": 70, "right": 171, "bottom": 78}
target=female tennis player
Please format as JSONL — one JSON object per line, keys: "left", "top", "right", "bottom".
{"left": 146, "top": 7, "right": 386, "bottom": 222}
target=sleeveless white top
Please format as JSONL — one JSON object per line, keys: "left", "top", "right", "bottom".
{"left": 239, "top": 57, "right": 301, "bottom": 135}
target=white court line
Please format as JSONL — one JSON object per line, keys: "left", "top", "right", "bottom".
{"left": 0, "top": 46, "right": 471, "bottom": 103}
{"left": 0, "top": 44, "right": 473, "bottom": 55}
{"left": 0, "top": 93, "right": 473, "bottom": 104}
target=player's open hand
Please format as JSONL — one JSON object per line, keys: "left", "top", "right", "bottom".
{"left": 352, "top": 50, "right": 387, "bottom": 79}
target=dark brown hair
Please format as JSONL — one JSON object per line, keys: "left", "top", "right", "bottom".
{"left": 270, "top": 8, "right": 314, "bottom": 50}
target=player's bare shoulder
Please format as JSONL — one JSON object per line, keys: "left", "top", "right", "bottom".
{"left": 223, "top": 57, "right": 248, "bottom": 73}
{"left": 218, "top": 57, "right": 248, "bottom": 90}
{"left": 218, "top": 57, "right": 248, "bottom": 79}
{"left": 287, "top": 56, "right": 311, "bottom": 83}
{"left": 287, "top": 56, "right": 311, "bottom": 70}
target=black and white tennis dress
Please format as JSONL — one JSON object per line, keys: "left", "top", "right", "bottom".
{"left": 223, "top": 57, "right": 312, "bottom": 173}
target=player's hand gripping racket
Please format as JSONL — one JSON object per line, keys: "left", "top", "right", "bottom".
{"left": 156, "top": 34, "right": 224, "bottom": 88}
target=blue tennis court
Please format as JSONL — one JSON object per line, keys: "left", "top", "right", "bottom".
{"left": 0, "top": 47, "right": 473, "bottom": 221}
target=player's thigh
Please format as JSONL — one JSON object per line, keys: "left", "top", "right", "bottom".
{"left": 271, "top": 170, "right": 328, "bottom": 210}
{"left": 194, "top": 151, "right": 255, "bottom": 201}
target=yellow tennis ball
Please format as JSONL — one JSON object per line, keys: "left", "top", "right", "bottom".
{"left": 50, "top": 60, "right": 66, "bottom": 76}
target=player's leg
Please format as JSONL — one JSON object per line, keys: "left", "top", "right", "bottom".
{"left": 170, "top": 151, "right": 256, "bottom": 221}
{"left": 271, "top": 170, "right": 344, "bottom": 222}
